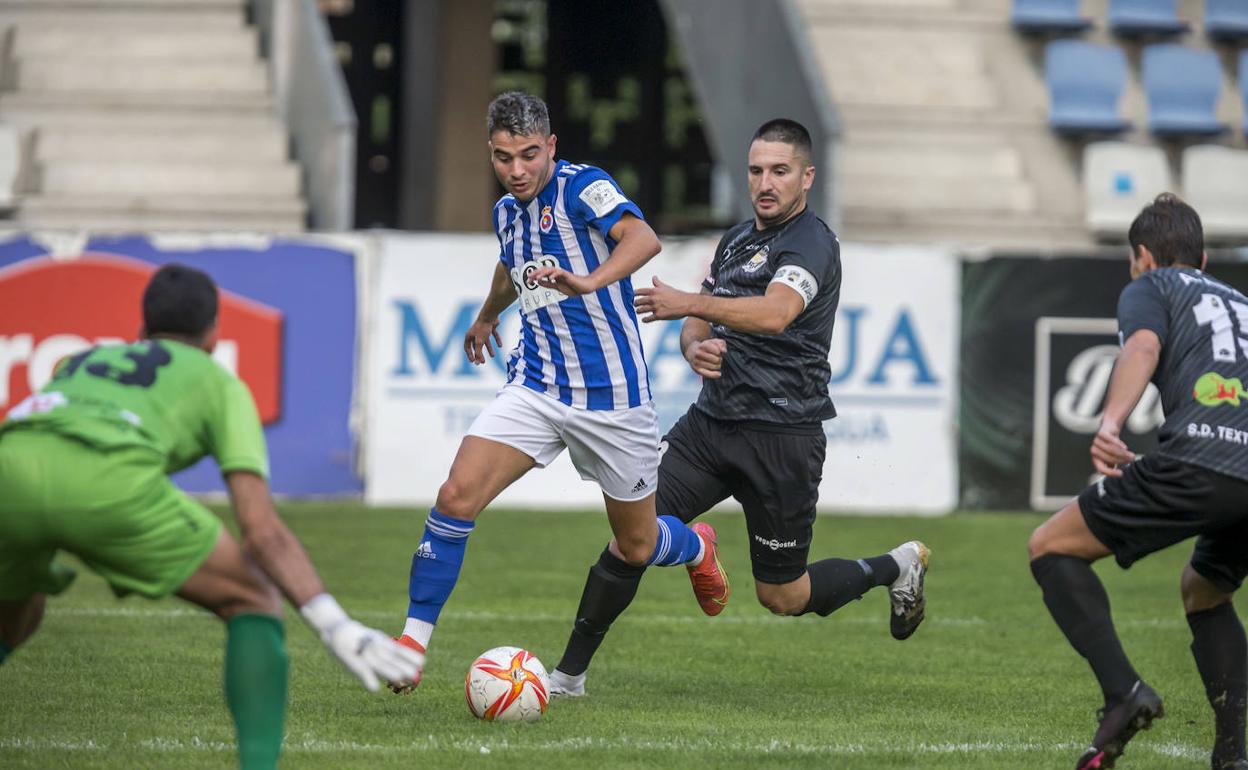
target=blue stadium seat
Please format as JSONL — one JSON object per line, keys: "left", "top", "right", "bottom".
{"left": 1108, "top": 0, "right": 1189, "bottom": 37}
{"left": 1012, "top": 0, "right": 1092, "bottom": 35}
{"left": 1045, "top": 40, "right": 1131, "bottom": 135}
{"left": 1206, "top": 0, "right": 1248, "bottom": 43}
{"left": 1142, "top": 44, "right": 1226, "bottom": 138}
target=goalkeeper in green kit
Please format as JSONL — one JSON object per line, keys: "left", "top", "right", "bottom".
{"left": 0, "top": 264, "right": 421, "bottom": 770}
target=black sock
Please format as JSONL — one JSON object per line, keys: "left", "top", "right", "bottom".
{"left": 556, "top": 547, "right": 645, "bottom": 676}
{"left": 1188, "top": 602, "right": 1247, "bottom": 765}
{"left": 803, "top": 558, "right": 872, "bottom": 616}
{"left": 1031, "top": 553, "right": 1139, "bottom": 704}
{"left": 861, "top": 553, "right": 901, "bottom": 588}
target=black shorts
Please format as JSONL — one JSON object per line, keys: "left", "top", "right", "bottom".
{"left": 1078, "top": 453, "right": 1248, "bottom": 592}
{"left": 656, "top": 407, "right": 825, "bottom": 584}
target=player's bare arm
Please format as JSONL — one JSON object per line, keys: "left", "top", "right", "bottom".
{"left": 636, "top": 278, "right": 804, "bottom": 335}
{"left": 226, "top": 470, "right": 325, "bottom": 606}
{"left": 678, "top": 294, "right": 726, "bottom": 379}
{"left": 528, "top": 212, "right": 660, "bottom": 296}
{"left": 465, "top": 261, "right": 518, "bottom": 365}
{"left": 1092, "top": 329, "right": 1161, "bottom": 478}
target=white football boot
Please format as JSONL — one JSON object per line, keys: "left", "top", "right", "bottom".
{"left": 547, "top": 668, "right": 586, "bottom": 698}
{"left": 888, "top": 540, "right": 930, "bottom": 640}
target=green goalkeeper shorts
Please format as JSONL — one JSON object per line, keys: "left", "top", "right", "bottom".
{"left": 0, "top": 429, "right": 222, "bottom": 601}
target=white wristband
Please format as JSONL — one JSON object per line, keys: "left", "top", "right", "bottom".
{"left": 299, "top": 593, "right": 348, "bottom": 635}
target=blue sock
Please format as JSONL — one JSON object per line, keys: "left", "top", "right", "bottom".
{"left": 407, "top": 507, "right": 476, "bottom": 623}
{"left": 0, "top": 640, "right": 11, "bottom": 666}
{"left": 645, "top": 516, "right": 704, "bottom": 566}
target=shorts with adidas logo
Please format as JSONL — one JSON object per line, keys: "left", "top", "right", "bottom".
{"left": 466, "top": 383, "right": 659, "bottom": 502}
{"left": 1078, "top": 452, "right": 1248, "bottom": 592}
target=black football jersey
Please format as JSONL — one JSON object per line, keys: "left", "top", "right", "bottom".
{"left": 694, "top": 208, "right": 840, "bottom": 425}
{"left": 1118, "top": 267, "right": 1248, "bottom": 481}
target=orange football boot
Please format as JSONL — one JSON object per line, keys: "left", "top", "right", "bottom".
{"left": 687, "top": 522, "right": 729, "bottom": 616}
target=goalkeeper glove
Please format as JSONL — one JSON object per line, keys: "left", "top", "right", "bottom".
{"left": 300, "top": 594, "right": 424, "bottom": 692}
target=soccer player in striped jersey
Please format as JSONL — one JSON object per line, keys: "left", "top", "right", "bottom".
{"left": 389, "top": 92, "right": 728, "bottom": 691}
{"left": 1030, "top": 195, "right": 1248, "bottom": 770}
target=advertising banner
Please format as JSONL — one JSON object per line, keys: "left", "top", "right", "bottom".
{"left": 961, "top": 254, "right": 1248, "bottom": 510}
{"left": 1030, "top": 317, "right": 1162, "bottom": 509}
{"left": 364, "top": 234, "right": 958, "bottom": 513}
{"left": 0, "top": 233, "right": 361, "bottom": 495}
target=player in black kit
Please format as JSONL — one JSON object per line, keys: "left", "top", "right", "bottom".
{"left": 546, "top": 119, "right": 931, "bottom": 698}
{"left": 1030, "top": 194, "right": 1248, "bottom": 770}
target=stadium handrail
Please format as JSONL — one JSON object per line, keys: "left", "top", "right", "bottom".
{"left": 252, "top": 0, "right": 356, "bottom": 231}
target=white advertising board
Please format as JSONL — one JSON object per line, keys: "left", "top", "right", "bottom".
{"left": 363, "top": 234, "right": 958, "bottom": 513}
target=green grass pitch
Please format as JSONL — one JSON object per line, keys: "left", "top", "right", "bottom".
{"left": 0, "top": 504, "right": 1237, "bottom": 769}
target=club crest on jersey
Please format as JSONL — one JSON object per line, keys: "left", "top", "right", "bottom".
{"left": 539, "top": 206, "right": 553, "bottom": 234}
{"left": 743, "top": 245, "right": 770, "bottom": 274}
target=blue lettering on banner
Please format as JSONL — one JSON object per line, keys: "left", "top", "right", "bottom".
{"left": 829, "top": 307, "right": 938, "bottom": 387}
{"left": 825, "top": 412, "right": 890, "bottom": 443}
{"left": 867, "top": 310, "right": 938, "bottom": 385}
{"left": 392, "top": 300, "right": 512, "bottom": 378}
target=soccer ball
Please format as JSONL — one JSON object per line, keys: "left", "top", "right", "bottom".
{"left": 464, "top": 646, "right": 550, "bottom": 722}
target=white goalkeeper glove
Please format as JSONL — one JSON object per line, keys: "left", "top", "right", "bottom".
{"left": 299, "top": 594, "right": 424, "bottom": 692}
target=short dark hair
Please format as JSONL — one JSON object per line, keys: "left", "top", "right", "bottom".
{"left": 142, "top": 264, "right": 218, "bottom": 339}
{"left": 752, "top": 118, "right": 813, "bottom": 163}
{"left": 1128, "top": 193, "right": 1204, "bottom": 268}
{"left": 486, "top": 91, "right": 550, "bottom": 138}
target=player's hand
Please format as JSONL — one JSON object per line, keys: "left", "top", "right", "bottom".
{"left": 529, "top": 266, "right": 596, "bottom": 296}
{"left": 1090, "top": 422, "right": 1134, "bottom": 478}
{"left": 464, "top": 318, "right": 503, "bottom": 365}
{"left": 634, "top": 277, "right": 692, "bottom": 322}
{"left": 300, "top": 595, "right": 424, "bottom": 692}
{"left": 685, "top": 338, "right": 727, "bottom": 379}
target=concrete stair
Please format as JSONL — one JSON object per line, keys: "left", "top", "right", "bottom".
{"left": 796, "top": 0, "right": 1089, "bottom": 247}
{"left": 0, "top": 0, "right": 307, "bottom": 233}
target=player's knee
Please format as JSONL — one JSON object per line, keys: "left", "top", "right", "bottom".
{"left": 435, "top": 478, "right": 481, "bottom": 521}
{"left": 755, "top": 586, "right": 804, "bottom": 616}
{"left": 213, "top": 572, "right": 282, "bottom": 620}
{"left": 616, "top": 538, "right": 653, "bottom": 567}
{"left": 1027, "top": 526, "right": 1051, "bottom": 561}
{"left": 1181, "top": 564, "right": 1232, "bottom": 614}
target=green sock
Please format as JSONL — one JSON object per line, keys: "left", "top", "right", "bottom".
{"left": 225, "top": 614, "right": 288, "bottom": 770}
{"left": 0, "top": 640, "right": 13, "bottom": 666}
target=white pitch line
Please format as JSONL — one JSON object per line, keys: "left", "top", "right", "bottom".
{"left": 47, "top": 605, "right": 991, "bottom": 627}
{"left": 0, "top": 735, "right": 1209, "bottom": 762}
{"left": 49, "top": 605, "right": 1196, "bottom": 630}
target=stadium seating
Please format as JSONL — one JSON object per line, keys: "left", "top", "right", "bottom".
{"left": 1011, "top": 0, "right": 1092, "bottom": 35}
{"left": 1083, "top": 142, "right": 1172, "bottom": 238}
{"left": 1141, "top": 44, "right": 1226, "bottom": 138}
{"left": 1107, "top": 0, "right": 1189, "bottom": 37}
{"left": 1182, "top": 145, "right": 1248, "bottom": 242}
{"left": 1046, "top": 40, "right": 1131, "bottom": 135}
{"left": 1205, "top": 0, "right": 1248, "bottom": 43}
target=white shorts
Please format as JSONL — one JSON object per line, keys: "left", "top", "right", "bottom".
{"left": 466, "top": 384, "right": 659, "bottom": 502}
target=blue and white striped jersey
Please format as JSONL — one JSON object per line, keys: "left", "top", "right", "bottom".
{"left": 493, "top": 160, "right": 652, "bottom": 411}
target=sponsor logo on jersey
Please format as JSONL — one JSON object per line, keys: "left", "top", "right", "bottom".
{"left": 753, "top": 534, "right": 798, "bottom": 551}
{"left": 539, "top": 205, "right": 554, "bottom": 234}
{"left": 0, "top": 255, "right": 284, "bottom": 424}
{"left": 1193, "top": 372, "right": 1243, "bottom": 407}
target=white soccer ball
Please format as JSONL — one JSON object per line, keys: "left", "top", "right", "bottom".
{"left": 464, "top": 646, "right": 550, "bottom": 722}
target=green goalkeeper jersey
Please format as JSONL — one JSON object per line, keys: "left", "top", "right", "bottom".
{"left": 0, "top": 338, "right": 268, "bottom": 478}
